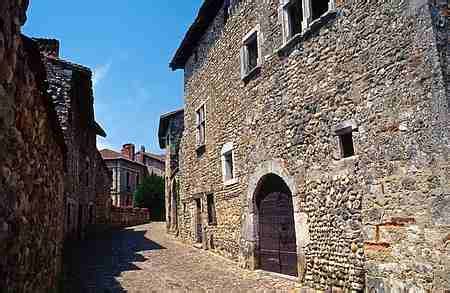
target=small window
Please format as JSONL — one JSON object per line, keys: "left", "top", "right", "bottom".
{"left": 224, "top": 151, "right": 234, "bottom": 180}
{"left": 283, "top": 0, "right": 303, "bottom": 40}
{"left": 339, "top": 132, "right": 355, "bottom": 158}
{"left": 221, "top": 143, "right": 237, "bottom": 185}
{"left": 136, "top": 174, "right": 140, "bottom": 186}
{"left": 196, "top": 105, "right": 206, "bottom": 147}
{"left": 207, "top": 194, "right": 217, "bottom": 225}
{"left": 241, "top": 27, "right": 260, "bottom": 78}
{"left": 311, "top": 0, "right": 330, "bottom": 21}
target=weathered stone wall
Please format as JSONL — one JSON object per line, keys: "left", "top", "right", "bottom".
{"left": 95, "top": 150, "right": 112, "bottom": 227}
{"left": 110, "top": 207, "right": 150, "bottom": 228}
{"left": 177, "top": 0, "right": 449, "bottom": 291}
{"left": 40, "top": 49, "right": 103, "bottom": 240}
{"left": 0, "top": 0, "right": 66, "bottom": 291}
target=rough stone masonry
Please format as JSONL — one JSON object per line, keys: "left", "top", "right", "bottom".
{"left": 169, "top": 0, "right": 450, "bottom": 291}
{"left": 0, "top": 0, "right": 66, "bottom": 291}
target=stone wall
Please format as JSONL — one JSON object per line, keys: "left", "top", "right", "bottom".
{"left": 110, "top": 207, "right": 150, "bottom": 228}
{"left": 0, "top": 0, "right": 66, "bottom": 291}
{"left": 175, "top": 0, "right": 449, "bottom": 291}
{"left": 95, "top": 150, "right": 113, "bottom": 227}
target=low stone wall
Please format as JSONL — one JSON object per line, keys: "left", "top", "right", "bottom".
{"left": 110, "top": 207, "right": 150, "bottom": 228}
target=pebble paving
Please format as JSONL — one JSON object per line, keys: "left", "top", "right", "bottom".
{"left": 63, "top": 222, "right": 305, "bottom": 292}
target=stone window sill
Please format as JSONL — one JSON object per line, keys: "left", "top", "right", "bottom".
{"left": 276, "top": 10, "right": 338, "bottom": 57}
{"left": 241, "top": 65, "right": 261, "bottom": 83}
{"left": 224, "top": 178, "right": 238, "bottom": 186}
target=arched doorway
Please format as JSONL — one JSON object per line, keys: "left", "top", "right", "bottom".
{"left": 256, "top": 174, "right": 298, "bottom": 277}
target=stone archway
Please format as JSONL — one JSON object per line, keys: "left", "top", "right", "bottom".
{"left": 256, "top": 174, "right": 297, "bottom": 276}
{"left": 240, "top": 160, "right": 309, "bottom": 280}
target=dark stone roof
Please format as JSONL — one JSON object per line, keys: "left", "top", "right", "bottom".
{"left": 170, "top": 0, "right": 224, "bottom": 70}
{"left": 43, "top": 53, "right": 105, "bottom": 138}
{"left": 21, "top": 35, "right": 68, "bottom": 158}
{"left": 158, "top": 108, "right": 184, "bottom": 148}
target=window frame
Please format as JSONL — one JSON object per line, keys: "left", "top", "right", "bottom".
{"left": 240, "top": 25, "right": 262, "bottom": 80}
{"left": 279, "top": 0, "right": 336, "bottom": 46}
{"left": 333, "top": 119, "right": 358, "bottom": 160}
{"left": 221, "top": 142, "right": 238, "bottom": 186}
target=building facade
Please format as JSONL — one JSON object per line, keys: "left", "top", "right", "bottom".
{"left": 169, "top": 0, "right": 449, "bottom": 291}
{"left": 158, "top": 109, "right": 185, "bottom": 234}
{"left": 136, "top": 146, "right": 166, "bottom": 177}
{"left": 36, "top": 39, "right": 109, "bottom": 240}
{"left": 0, "top": 2, "right": 66, "bottom": 291}
{"left": 100, "top": 144, "right": 151, "bottom": 207}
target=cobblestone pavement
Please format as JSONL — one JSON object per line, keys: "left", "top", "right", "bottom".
{"left": 63, "top": 222, "right": 305, "bottom": 292}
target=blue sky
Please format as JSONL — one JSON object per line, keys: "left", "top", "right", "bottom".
{"left": 23, "top": 1, "right": 201, "bottom": 154}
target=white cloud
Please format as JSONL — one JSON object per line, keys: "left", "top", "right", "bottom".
{"left": 92, "top": 62, "right": 112, "bottom": 87}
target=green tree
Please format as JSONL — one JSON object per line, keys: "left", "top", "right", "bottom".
{"left": 134, "top": 174, "right": 165, "bottom": 221}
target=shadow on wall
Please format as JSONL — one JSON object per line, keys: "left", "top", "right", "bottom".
{"left": 61, "top": 228, "right": 165, "bottom": 293}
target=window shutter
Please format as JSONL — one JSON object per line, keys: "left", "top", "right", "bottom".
{"left": 240, "top": 46, "right": 247, "bottom": 79}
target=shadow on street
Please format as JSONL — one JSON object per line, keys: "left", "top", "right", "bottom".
{"left": 61, "top": 226, "right": 165, "bottom": 293}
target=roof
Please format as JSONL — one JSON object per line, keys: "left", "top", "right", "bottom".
{"left": 93, "top": 121, "right": 107, "bottom": 138}
{"left": 158, "top": 108, "right": 184, "bottom": 148}
{"left": 139, "top": 151, "right": 165, "bottom": 162}
{"left": 99, "top": 149, "right": 147, "bottom": 168}
{"left": 170, "top": 0, "right": 225, "bottom": 70}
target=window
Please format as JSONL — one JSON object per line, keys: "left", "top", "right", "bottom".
{"left": 196, "top": 105, "right": 206, "bottom": 147}
{"left": 311, "top": 0, "right": 330, "bottom": 21}
{"left": 334, "top": 120, "right": 357, "bottom": 159}
{"left": 338, "top": 132, "right": 355, "bottom": 158}
{"left": 240, "top": 26, "right": 261, "bottom": 79}
{"left": 280, "top": 0, "right": 334, "bottom": 45}
{"left": 282, "top": 0, "right": 303, "bottom": 41}
{"left": 207, "top": 194, "right": 217, "bottom": 225}
{"left": 136, "top": 174, "right": 140, "bottom": 186}
{"left": 224, "top": 152, "right": 234, "bottom": 180}
{"left": 221, "top": 143, "right": 237, "bottom": 185}
{"left": 126, "top": 172, "right": 130, "bottom": 191}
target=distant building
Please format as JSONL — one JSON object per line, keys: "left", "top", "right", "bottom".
{"left": 100, "top": 144, "right": 164, "bottom": 207}
{"left": 135, "top": 146, "right": 165, "bottom": 177}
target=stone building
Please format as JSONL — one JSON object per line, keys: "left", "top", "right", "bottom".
{"left": 158, "top": 109, "right": 185, "bottom": 234}
{"left": 100, "top": 145, "right": 151, "bottom": 207}
{"left": 170, "top": 0, "right": 449, "bottom": 291}
{"left": 35, "top": 39, "right": 109, "bottom": 240}
{"left": 0, "top": 1, "right": 66, "bottom": 291}
{"left": 135, "top": 145, "right": 166, "bottom": 177}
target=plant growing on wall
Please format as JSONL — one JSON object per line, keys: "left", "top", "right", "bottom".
{"left": 134, "top": 174, "right": 165, "bottom": 221}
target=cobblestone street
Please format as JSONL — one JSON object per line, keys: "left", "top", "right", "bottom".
{"left": 63, "top": 222, "right": 303, "bottom": 292}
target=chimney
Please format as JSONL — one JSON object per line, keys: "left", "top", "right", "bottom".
{"left": 121, "top": 143, "right": 135, "bottom": 161}
{"left": 138, "top": 146, "right": 146, "bottom": 163}
{"left": 33, "top": 38, "right": 60, "bottom": 58}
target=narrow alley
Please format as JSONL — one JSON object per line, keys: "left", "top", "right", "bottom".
{"left": 63, "top": 223, "right": 303, "bottom": 292}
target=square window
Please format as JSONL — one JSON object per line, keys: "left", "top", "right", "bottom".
{"left": 311, "top": 0, "right": 330, "bottom": 21}
{"left": 286, "top": 0, "right": 303, "bottom": 38}
{"left": 339, "top": 132, "right": 355, "bottom": 158}
{"left": 241, "top": 28, "right": 260, "bottom": 78}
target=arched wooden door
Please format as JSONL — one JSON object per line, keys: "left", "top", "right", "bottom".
{"left": 259, "top": 192, "right": 298, "bottom": 277}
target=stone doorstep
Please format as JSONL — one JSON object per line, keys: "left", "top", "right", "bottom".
{"left": 193, "top": 243, "right": 203, "bottom": 249}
